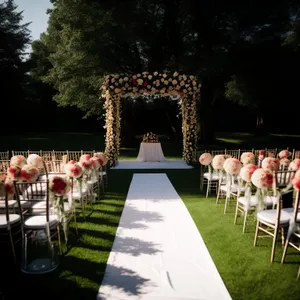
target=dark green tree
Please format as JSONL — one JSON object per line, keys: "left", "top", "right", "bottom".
{"left": 0, "top": 0, "right": 31, "bottom": 122}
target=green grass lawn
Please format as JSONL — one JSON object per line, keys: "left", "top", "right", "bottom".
{"left": 2, "top": 166, "right": 300, "bottom": 299}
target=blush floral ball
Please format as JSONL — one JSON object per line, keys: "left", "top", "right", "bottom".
{"left": 19, "top": 165, "right": 40, "bottom": 182}
{"left": 49, "top": 176, "right": 71, "bottom": 196}
{"left": 212, "top": 155, "right": 225, "bottom": 170}
{"left": 64, "top": 163, "right": 83, "bottom": 178}
{"left": 278, "top": 150, "right": 291, "bottom": 159}
{"left": 280, "top": 158, "right": 290, "bottom": 167}
{"left": 10, "top": 155, "right": 26, "bottom": 168}
{"left": 292, "top": 169, "right": 300, "bottom": 190}
{"left": 240, "top": 164, "right": 259, "bottom": 182}
{"left": 261, "top": 157, "right": 280, "bottom": 171}
{"left": 289, "top": 159, "right": 300, "bottom": 171}
{"left": 223, "top": 158, "right": 242, "bottom": 175}
{"left": 240, "top": 152, "right": 255, "bottom": 165}
{"left": 199, "top": 153, "right": 212, "bottom": 166}
{"left": 251, "top": 168, "right": 273, "bottom": 189}
{"left": 27, "top": 154, "right": 43, "bottom": 168}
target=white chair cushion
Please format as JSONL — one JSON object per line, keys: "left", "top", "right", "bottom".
{"left": 220, "top": 184, "right": 244, "bottom": 193}
{"left": 24, "top": 215, "right": 58, "bottom": 229}
{"left": 0, "top": 200, "right": 17, "bottom": 208}
{"left": 203, "top": 172, "right": 219, "bottom": 180}
{"left": 0, "top": 214, "right": 21, "bottom": 229}
{"left": 257, "top": 208, "right": 296, "bottom": 225}
{"left": 72, "top": 188, "right": 88, "bottom": 200}
{"left": 238, "top": 195, "right": 276, "bottom": 208}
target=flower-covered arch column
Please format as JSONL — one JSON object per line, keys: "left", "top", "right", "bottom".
{"left": 101, "top": 72, "right": 200, "bottom": 166}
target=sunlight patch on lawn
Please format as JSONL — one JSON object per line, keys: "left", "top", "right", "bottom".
{"left": 216, "top": 138, "right": 244, "bottom": 144}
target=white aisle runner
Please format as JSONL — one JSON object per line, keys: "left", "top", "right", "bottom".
{"left": 97, "top": 174, "right": 231, "bottom": 300}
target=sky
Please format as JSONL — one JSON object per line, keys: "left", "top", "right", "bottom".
{"left": 14, "top": 0, "right": 53, "bottom": 43}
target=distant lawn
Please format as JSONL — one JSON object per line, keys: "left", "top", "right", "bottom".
{"left": 214, "top": 132, "right": 300, "bottom": 149}
{"left": 2, "top": 167, "right": 300, "bottom": 299}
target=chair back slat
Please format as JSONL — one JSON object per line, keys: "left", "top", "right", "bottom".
{"left": 12, "top": 150, "right": 29, "bottom": 157}
{"left": 0, "top": 151, "right": 10, "bottom": 160}
{"left": 0, "top": 160, "right": 10, "bottom": 172}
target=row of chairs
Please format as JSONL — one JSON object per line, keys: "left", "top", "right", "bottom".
{"left": 0, "top": 161, "right": 106, "bottom": 272}
{"left": 197, "top": 148, "right": 300, "bottom": 161}
{"left": 0, "top": 150, "right": 102, "bottom": 162}
{"left": 204, "top": 167, "right": 300, "bottom": 278}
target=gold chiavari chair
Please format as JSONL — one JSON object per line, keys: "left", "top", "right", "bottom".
{"left": 67, "top": 151, "right": 82, "bottom": 162}
{"left": 281, "top": 190, "right": 300, "bottom": 269}
{"left": 11, "top": 150, "right": 30, "bottom": 157}
{"left": 253, "top": 170, "right": 296, "bottom": 262}
{"left": 0, "top": 187, "right": 23, "bottom": 264}
{"left": 40, "top": 151, "right": 55, "bottom": 161}
{"left": 0, "top": 160, "right": 10, "bottom": 173}
{"left": 0, "top": 151, "right": 10, "bottom": 160}
{"left": 53, "top": 151, "right": 68, "bottom": 161}
{"left": 225, "top": 149, "right": 241, "bottom": 159}
{"left": 265, "top": 148, "right": 278, "bottom": 158}
{"left": 292, "top": 149, "right": 300, "bottom": 160}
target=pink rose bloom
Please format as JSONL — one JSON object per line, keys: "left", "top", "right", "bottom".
{"left": 7, "top": 166, "right": 20, "bottom": 180}
{"left": 278, "top": 150, "right": 291, "bottom": 159}
{"left": 280, "top": 158, "right": 290, "bottom": 167}
{"left": 91, "top": 157, "right": 101, "bottom": 169}
{"left": 10, "top": 155, "right": 26, "bottom": 168}
{"left": 27, "top": 154, "right": 43, "bottom": 168}
{"left": 212, "top": 155, "right": 225, "bottom": 170}
{"left": 64, "top": 163, "right": 83, "bottom": 178}
{"left": 240, "top": 164, "right": 259, "bottom": 182}
{"left": 251, "top": 168, "right": 273, "bottom": 188}
{"left": 262, "top": 157, "right": 280, "bottom": 171}
{"left": 94, "top": 152, "right": 107, "bottom": 166}
{"left": 289, "top": 159, "right": 300, "bottom": 171}
{"left": 199, "top": 153, "right": 212, "bottom": 166}
{"left": 19, "top": 165, "right": 40, "bottom": 182}
{"left": 79, "top": 154, "right": 91, "bottom": 163}
{"left": 240, "top": 152, "right": 255, "bottom": 165}
{"left": 49, "top": 176, "right": 70, "bottom": 196}
{"left": 223, "top": 158, "right": 242, "bottom": 175}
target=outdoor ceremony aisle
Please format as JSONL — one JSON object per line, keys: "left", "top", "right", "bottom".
{"left": 97, "top": 174, "right": 231, "bottom": 300}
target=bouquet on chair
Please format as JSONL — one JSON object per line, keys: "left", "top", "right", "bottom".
{"left": 142, "top": 132, "right": 159, "bottom": 143}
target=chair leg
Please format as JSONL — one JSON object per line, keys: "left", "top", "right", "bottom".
{"left": 73, "top": 209, "right": 78, "bottom": 235}
{"left": 271, "top": 226, "right": 279, "bottom": 263}
{"left": 297, "top": 265, "right": 300, "bottom": 280}
{"left": 224, "top": 195, "right": 230, "bottom": 214}
{"left": 57, "top": 225, "right": 62, "bottom": 255}
{"left": 281, "top": 237, "right": 290, "bottom": 264}
{"left": 216, "top": 186, "right": 221, "bottom": 204}
{"left": 242, "top": 211, "right": 248, "bottom": 233}
{"left": 9, "top": 230, "right": 16, "bottom": 264}
{"left": 234, "top": 201, "right": 239, "bottom": 225}
{"left": 206, "top": 181, "right": 210, "bottom": 198}
{"left": 254, "top": 220, "right": 260, "bottom": 246}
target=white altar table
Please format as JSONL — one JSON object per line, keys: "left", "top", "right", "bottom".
{"left": 136, "top": 142, "right": 166, "bottom": 162}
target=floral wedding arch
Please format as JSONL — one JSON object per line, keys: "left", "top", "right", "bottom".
{"left": 100, "top": 71, "right": 201, "bottom": 166}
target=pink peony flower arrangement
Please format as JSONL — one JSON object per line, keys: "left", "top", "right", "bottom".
{"left": 94, "top": 152, "right": 107, "bottom": 166}
{"left": 292, "top": 170, "right": 300, "bottom": 190}
{"left": 240, "top": 164, "right": 259, "bottom": 182}
{"left": 49, "top": 176, "right": 70, "bottom": 196}
{"left": 223, "top": 158, "right": 242, "bottom": 175}
{"left": 27, "top": 154, "right": 43, "bottom": 168}
{"left": 212, "top": 155, "right": 225, "bottom": 170}
{"left": 7, "top": 166, "right": 20, "bottom": 180}
{"left": 240, "top": 152, "right": 255, "bottom": 165}
{"left": 289, "top": 159, "right": 300, "bottom": 171}
{"left": 251, "top": 168, "right": 273, "bottom": 189}
{"left": 79, "top": 154, "right": 95, "bottom": 171}
{"left": 261, "top": 157, "right": 280, "bottom": 171}
{"left": 10, "top": 155, "right": 26, "bottom": 168}
{"left": 278, "top": 150, "right": 291, "bottom": 159}
{"left": 280, "top": 158, "right": 290, "bottom": 167}
{"left": 19, "top": 165, "right": 40, "bottom": 182}
{"left": 64, "top": 162, "right": 83, "bottom": 178}
{"left": 199, "top": 153, "right": 212, "bottom": 166}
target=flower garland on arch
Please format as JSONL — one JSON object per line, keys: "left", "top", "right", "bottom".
{"left": 101, "top": 71, "right": 201, "bottom": 166}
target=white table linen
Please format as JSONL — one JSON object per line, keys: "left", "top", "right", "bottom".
{"left": 136, "top": 142, "right": 166, "bottom": 162}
